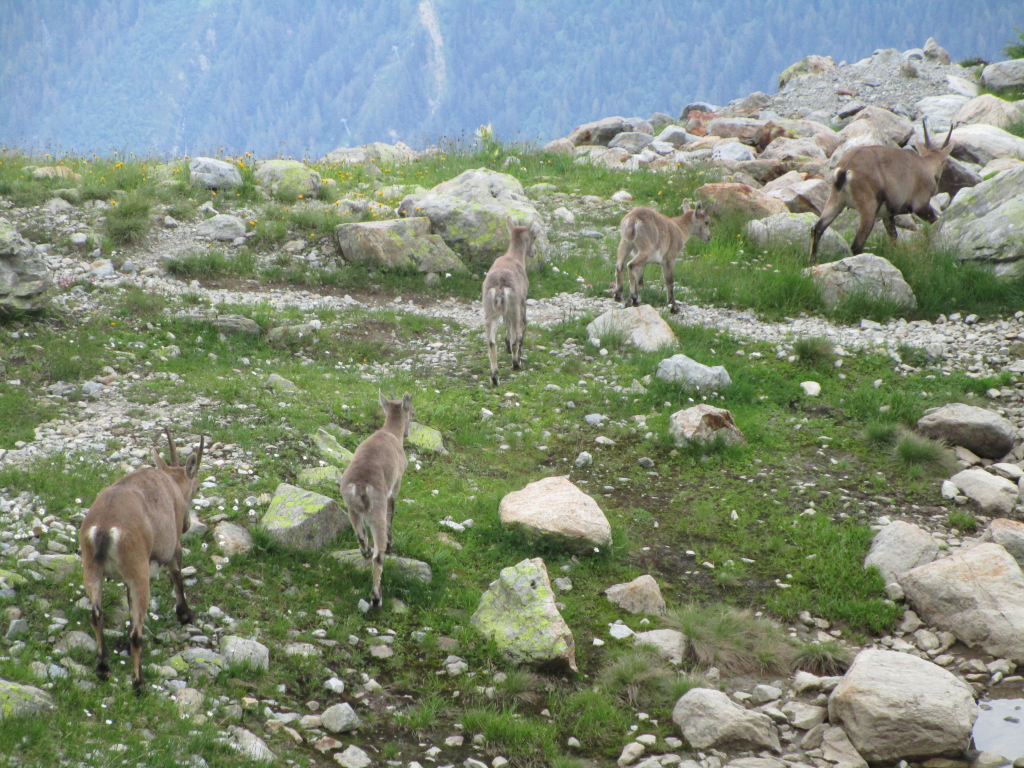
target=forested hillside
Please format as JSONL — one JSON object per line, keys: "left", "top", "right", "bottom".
{"left": 0, "top": 0, "right": 1019, "bottom": 156}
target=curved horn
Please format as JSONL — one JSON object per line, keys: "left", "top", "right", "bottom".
{"left": 942, "top": 121, "right": 957, "bottom": 149}
{"left": 152, "top": 432, "right": 168, "bottom": 471}
{"left": 196, "top": 435, "right": 205, "bottom": 468}
{"left": 164, "top": 427, "right": 179, "bottom": 466}
{"left": 922, "top": 117, "right": 932, "bottom": 149}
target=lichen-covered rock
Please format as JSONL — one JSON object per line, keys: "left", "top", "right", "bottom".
{"left": 0, "top": 679, "right": 54, "bottom": 719}
{"left": 336, "top": 217, "right": 468, "bottom": 273}
{"left": 397, "top": 168, "right": 548, "bottom": 266}
{"left": 262, "top": 483, "right": 349, "bottom": 550}
{"left": 500, "top": 476, "right": 611, "bottom": 552}
{"left": 213, "top": 315, "right": 261, "bottom": 337}
{"left": 669, "top": 405, "right": 745, "bottom": 448}
{"left": 587, "top": 305, "right": 677, "bottom": 352}
{"left": 407, "top": 422, "right": 446, "bottom": 454}
{"left": 254, "top": 159, "right": 321, "bottom": 199}
{"left": 656, "top": 354, "right": 732, "bottom": 390}
{"left": 324, "top": 141, "right": 419, "bottom": 166}
{"left": 171, "top": 647, "right": 227, "bottom": 677}
{"left": 982, "top": 59, "right": 1024, "bottom": 90}
{"left": 220, "top": 636, "right": 269, "bottom": 670}
{"left": 828, "top": 649, "right": 977, "bottom": 762}
{"left": 297, "top": 466, "right": 344, "bottom": 487}
{"left": 605, "top": 575, "right": 666, "bottom": 615}
{"left": 863, "top": 521, "right": 938, "bottom": 586}
{"left": 33, "top": 554, "right": 80, "bottom": 582}
{"left": 0, "top": 218, "right": 51, "bottom": 312}
{"left": 935, "top": 164, "right": 1024, "bottom": 270}
{"left": 197, "top": 214, "right": 246, "bottom": 242}
{"left": 228, "top": 726, "right": 276, "bottom": 762}
{"left": 332, "top": 550, "right": 433, "bottom": 583}
{"left": 805, "top": 254, "right": 916, "bottom": 310}
{"left": 745, "top": 213, "right": 851, "bottom": 262}
{"left": 312, "top": 428, "right": 354, "bottom": 467}
{"left": 694, "top": 183, "right": 789, "bottom": 220}
{"left": 471, "top": 557, "right": 577, "bottom": 671}
{"left": 916, "top": 403, "right": 1016, "bottom": 459}
{"left": 778, "top": 55, "right": 836, "bottom": 90}
{"left": 672, "top": 688, "right": 781, "bottom": 752}
{"left": 188, "top": 157, "right": 243, "bottom": 189}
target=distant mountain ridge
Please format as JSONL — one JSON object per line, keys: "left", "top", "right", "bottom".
{"left": 0, "top": 0, "right": 1020, "bottom": 157}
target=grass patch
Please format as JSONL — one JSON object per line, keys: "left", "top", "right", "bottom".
{"left": 104, "top": 192, "right": 151, "bottom": 246}
{"left": 663, "top": 604, "right": 794, "bottom": 674}
{"left": 894, "top": 432, "right": 956, "bottom": 475}
{"left": 864, "top": 421, "right": 899, "bottom": 448}
{"left": 165, "top": 249, "right": 257, "bottom": 280}
{"left": 794, "top": 640, "right": 852, "bottom": 676}
{"left": 794, "top": 336, "right": 836, "bottom": 366}
{"left": 947, "top": 509, "right": 979, "bottom": 533}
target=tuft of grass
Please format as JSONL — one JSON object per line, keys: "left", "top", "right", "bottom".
{"left": 598, "top": 646, "right": 671, "bottom": 707}
{"left": 165, "top": 249, "right": 257, "bottom": 280}
{"left": 1004, "top": 28, "right": 1024, "bottom": 60}
{"left": 664, "top": 604, "right": 795, "bottom": 674}
{"left": 864, "top": 421, "right": 899, "bottom": 448}
{"left": 461, "top": 707, "right": 557, "bottom": 760}
{"left": 794, "top": 336, "right": 836, "bottom": 366}
{"left": 496, "top": 668, "right": 542, "bottom": 705}
{"left": 793, "top": 640, "right": 852, "bottom": 676}
{"left": 894, "top": 432, "right": 956, "bottom": 475}
{"left": 104, "top": 192, "right": 151, "bottom": 245}
{"left": 947, "top": 509, "right": 979, "bottom": 533}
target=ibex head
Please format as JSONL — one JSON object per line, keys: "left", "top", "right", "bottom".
{"left": 153, "top": 428, "right": 205, "bottom": 501}
{"left": 379, "top": 390, "right": 414, "bottom": 437}
{"left": 690, "top": 202, "right": 712, "bottom": 243}
{"left": 916, "top": 118, "right": 957, "bottom": 171}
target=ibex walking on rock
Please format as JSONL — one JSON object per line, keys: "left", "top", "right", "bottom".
{"left": 614, "top": 202, "right": 712, "bottom": 312}
{"left": 482, "top": 217, "right": 539, "bottom": 387}
{"left": 79, "top": 429, "right": 204, "bottom": 691}
{"left": 340, "top": 391, "right": 413, "bottom": 609}
{"left": 810, "top": 121, "right": 957, "bottom": 263}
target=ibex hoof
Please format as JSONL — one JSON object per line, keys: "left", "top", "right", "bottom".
{"left": 512, "top": 362, "right": 522, "bottom": 371}
{"left": 369, "top": 596, "right": 382, "bottom": 610}
{"left": 669, "top": 303, "right": 680, "bottom": 315}
{"left": 132, "top": 678, "right": 145, "bottom": 694}
{"left": 96, "top": 664, "right": 110, "bottom": 680}
{"left": 490, "top": 374, "right": 499, "bottom": 388}
{"left": 176, "top": 607, "right": 196, "bottom": 626}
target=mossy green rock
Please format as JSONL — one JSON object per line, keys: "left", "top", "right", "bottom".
{"left": 33, "top": 554, "right": 80, "bottom": 582}
{"left": 167, "top": 655, "right": 190, "bottom": 674}
{"left": 262, "top": 483, "right": 350, "bottom": 551}
{"left": 332, "top": 550, "right": 433, "bottom": 583}
{"left": 297, "top": 466, "right": 344, "bottom": 486}
{"left": 407, "top": 422, "right": 445, "bottom": 455}
{"left": 778, "top": 54, "right": 836, "bottom": 90}
{"left": 254, "top": 159, "right": 321, "bottom": 200}
{"left": 0, "top": 570, "right": 28, "bottom": 588}
{"left": 471, "top": 557, "right": 577, "bottom": 671}
{"left": 336, "top": 217, "right": 466, "bottom": 274}
{"left": 0, "top": 679, "right": 54, "bottom": 720}
{"left": 178, "top": 647, "right": 226, "bottom": 677}
{"left": 312, "top": 428, "right": 354, "bottom": 466}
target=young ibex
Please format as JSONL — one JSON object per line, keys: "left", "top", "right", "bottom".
{"left": 79, "top": 429, "right": 204, "bottom": 691}
{"left": 482, "top": 217, "right": 540, "bottom": 387}
{"left": 614, "top": 202, "right": 712, "bottom": 312}
{"left": 340, "top": 391, "right": 413, "bottom": 609}
{"left": 810, "top": 120, "right": 956, "bottom": 263}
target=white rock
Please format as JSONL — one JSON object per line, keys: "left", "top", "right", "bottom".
{"left": 863, "top": 521, "right": 939, "bottom": 586}
{"left": 633, "top": 629, "right": 686, "bottom": 665}
{"left": 321, "top": 702, "right": 361, "bottom": 733}
{"left": 671, "top": 688, "right": 780, "bottom": 752}
{"left": 656, "top": 354, "right": 731, "bottom": 390}
{"left": 587, "top": 305, "right": 677, "bottom": 352}
{"left": 800, "top": 381, "right": 821, "bottom": 397}
{"left": 948, "top": 468, "right": 1019, "bottom": 516}
{"left": 605, "top": 575, "right": 667, "bottom": 615}
{"left": 334, "top": 744, "right": 372, "bottom": 768}
{"left": 668, "top": 405, "right": 745, "bottom": 448}
{"left": 499, "top": 476, "right": 611, "bottom": 552}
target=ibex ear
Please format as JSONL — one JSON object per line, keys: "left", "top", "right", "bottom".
{"left": 506, "top": 216, "right": 515, "bottom": 234}
{"left": 379, "top": 389, "right": 389, "bottom": 410}
{"left": 402, "top": 392, "right": 412, "bottom": 411}
{"left": 152, "top": 447, "right": 168, "bottom": 471}
{"left": 185, "top": 452, "right": 199, "bottom": 479}
{"left": 680, "top": 199, "right": 691, "bottom": 213}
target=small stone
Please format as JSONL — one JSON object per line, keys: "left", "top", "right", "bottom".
{"left": 801, "top": 381, "right": 821, "bottom": 397}
{"left": 618, "top": 742, "right": 645, "bottom": 767}
{"left": 335, "top": 745, "right": 372, "bottom": 768}
{"left": 321, "top": 702, "right": 361, "bottom": 733}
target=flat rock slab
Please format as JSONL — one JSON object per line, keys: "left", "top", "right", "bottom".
{"left": 220, "top": 636, "right": 269, "bottom": 670}
{"left": 471, "top": 557, "right": 577, "bottom": 671}
{"left": 828, "top": 649, "right": 977, "bottom": 762}
{"left": 669, "top": 405, "right": 745, "bottom": 448}
{"left": 213, "top": 314, "right": 261, "bottom": 336}
{"left": 656, "top": 354, "right": 731, "bottom": 390}
{"left": 672, "top": 687, "right": 780, "bottom": 752}
{"left": 0, "top": 679, "right": 54, "bottom": 719}
{"left": 902, "top": 543, "right": 1024, "bottom": 662}
{"left": 948, "top": 468, "right": 1019, "bottom": 516}
{"left": 587, "top": 305, "right": 678, "bottom": 352}
{"left": 229, "top": 726, "right": 276, "bottom": 762}
{"left": 332, "top": 550, "right": 433, "bottom": 583}
{"left": 863, "top": 520, "right": 938, "bottom": 586}
{"left": 917, "top": 403, "right": 1017, "bottom": 459}
{"left": 312, "top": 428, "right": 354, "bottom": 466}
{"left": 499, "top": 476, "right": 612, "bottom": 553}
{"left": 262, "top": 483, "right": 350, "bottom": 550}
{"left": 33, "top": 554, "right": 80, "bottom": 582}
{"left": 605, "top": 575, "right": 667, "bottom": 615}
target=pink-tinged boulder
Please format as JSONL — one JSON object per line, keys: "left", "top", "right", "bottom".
{"left": 499, "top": 476, "right": 611, "bottom": 552}
{"left": 694, "top": 183, "right": 788, "bottom": 220}
{"left": 605, "top": 575, "right": 666, "bottom": 615}
{"left": 669, "top": 405, "right": 745, "bottom": 448}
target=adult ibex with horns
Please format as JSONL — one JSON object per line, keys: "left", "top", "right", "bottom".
{"left": 810, "top": 120, "right": 957, "bottom": 263}
{"left": 79, "top": 429, "right": 205, "bottom": 691}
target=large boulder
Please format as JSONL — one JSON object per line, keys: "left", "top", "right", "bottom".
{"left": 840, "top": 107, "right": 915, "bottom": 147}
{"left": 672, "top": 688, "right": 781, "bottom": 752}
{"left": 609, "top": 132, "right": 655, "bottom": 154}
{"left": 759, "top": 173, "right": 829, "bottom": 214}
{"left": 261, "top": 483, "right": 350, "bottom": 550}
{"left": 711, "top": 142, "right": 757, "bottom": 163}
{"left": 828, "top": 650, "right": 976, "bottom": 763}
{"left": 471, "top": 557, "right": 576, "bottom": 671}
{"left": 0, "top": 218, "right": 50, "bottom": 312}
{"left": 397, "top": 168, "right": 548, "bottom": 266}
{"left": 778, "top": 55, "right": 836, "bottom": 90}
{"left": 935, "top": 165, "right": 1024, "bottom": 271}
{"left": 981, "top": 519, "right": 1024, "bottom": 568}
{"left": 0, "top": 679, "right": 54, "bottom": 719}
{"left": 902, "top": 542, "right": 1024, "bottom": 662}
{"left": 188, "top": 157, "right": 243, "bottom": 189}
{"left": 254, "top": 160, "right": 321, "bottom": 199}
{"left": 569, "top": 116, "right": 651, "bottom": 146}
{"left": 197, "top": 214, "right": 246, "bottom": 242}
{"left": 863, "top": 521, "right": 938, "bottom": 586}
{"left": 948, "top": 124, "right": 1024, "bottom": 166}
{"left": 937, "top": 157, "right": 983, "bottom": 198}
{"left": 760, "top": 138, "right": 827, "bottom": 164}
{"left": 324, "top": 141, "right": 418, "bottom": 166}
{"left": 656, "top": 354, "right": 732, "bottom": 390}
{"left": 336, "top": 217, "right": 466, "bottom": 273}
{"left": 915, "top": 95, "right": 971, "bottom": 130}
{"left": 587, "top": 305, "right": 677, "bottom": 352}
{"left": 707, "top": 118, "right": 766, "bottom": 144}
{"left": 669, "top": 405, "right": 745, "bottom": 448}
{"left": 605, "top": 575, "right": 666, "bottom": 615}
{"left": 953, "top": 94, "right": 1023, "bottom": 130}
{"left": 499, "top": 476, "right": 611, "bottom": 552}
{"left": 220, "top": 636, "right": 270, "bottom": 670}
{"left": 694, "top": 183, "right": 789, "bottom": 220}
{"left": 32, "top": 165, "right": 81, "bottom": 182}
{"left": 982, "top": 59, "right": 1024, "bottom": 90}
{"left": 947, "top": 468, "right": 1019, "bottom": 516}
{"left": 332, "top": 550, "right": 433, "bottom": 583}
{"left": 34, "top": 554, "right": 80, "bottom": 581}
{"left": 916, "top": 403, "right": 1016, "bottom": 459}
{"left": 806, "top": 254, "right": 916, "bottom": 310}
{"left": 745, "top": 212, "right": 850, "bottom": 261}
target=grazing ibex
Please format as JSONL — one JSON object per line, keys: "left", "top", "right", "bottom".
{"left": 482, "top": 217, "right": 539, "bottom": 387}
{"left": 79, "top": 429, "right": 204, "bottom": 691}
{"left": 810, "top": 120, "right": 956, "bottom": 263}
{"left": 614, "top": 202, "right": 712, "bottom": 312}
{"left": 340, "top": 391, "right": 413, "bottom": 609}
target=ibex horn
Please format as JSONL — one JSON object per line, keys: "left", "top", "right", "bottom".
{"left": 942, "top": 121, "right": 957, "bottom": 148}
{"left": 922, "top": 117, "right": 932, "bottom": 149}
{"left": 196, "top": 435, "right": 205, "bottom": 466}
{"left": 164, "top": 427, "right": 179, "bottom": 466}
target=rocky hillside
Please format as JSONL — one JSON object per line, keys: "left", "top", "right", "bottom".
{"left": 3, "top": 38, "right": 1024, "bottom": 768}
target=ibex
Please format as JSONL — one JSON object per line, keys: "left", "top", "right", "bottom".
{"left": 340, "top": 391, "right": 413, "bottom": 609}
{"left": 614, "top": 201, "right": 712, "bottom": 312}
{"left": 810, "top": 121, "right": 956, "bottom": 263}
{"left": 482, "top": 217, "right": 539, "bottom": 387}
{"left": 79, "top": 429, "right": 205, "bottom": 692}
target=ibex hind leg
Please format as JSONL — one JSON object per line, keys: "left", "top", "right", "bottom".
{"left": 168, "top": 549, "right": 196, "bottom": 626}
{"left": 662, "top": 261, "right": 679, "bottom": 314}
{"left": 484, "top": 314, "right": 500, "bottom": 387}
{"left": 367, "top": 512, "right": 389, "bottom": 609}
{"left": 83, "top": 561, "right": 109, "bottom": 679}
{"left": 343, "top": 492, "right": 372, "bottom": 559}
{"left": 508, "top": 300, "right": 526, "bottom": 371}
{"left": 126, "top": 577, "right": 150, "bottom": 693}
{"left": 614, "top": 238, "right": 633, "bottom": 304}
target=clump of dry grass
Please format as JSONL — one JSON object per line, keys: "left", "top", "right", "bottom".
{"left": 664, "top": 604, "right": 795, "bottom": 674}
{"left": 793, "top": 640, "right": 852, "bottom": 676}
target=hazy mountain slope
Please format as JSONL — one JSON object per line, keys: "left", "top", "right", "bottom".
{"left": 0, "top": 0, "right": 1019, "bottom": 156}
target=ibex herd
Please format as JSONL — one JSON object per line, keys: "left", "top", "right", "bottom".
{"left": 78, "top": 124, "right": 956, "bottom": 690}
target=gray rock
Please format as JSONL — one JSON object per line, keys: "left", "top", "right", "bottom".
{"left": 657, "top": 126, "right": 693, "bottom": 147}
{"left": 262, "top": 483, "right": 350, "bottom": 550}
{"left": 228, "top": 726, "right": 275, "bottom": 762}
{"left": 609, "top": 132, "right": 655, "bottom": 154}
{"left": 982, "top": 519, "right": 1024, "bottom": 568}
{"left": 863, "top": 521, "right": 939, "bottom": 586}
{"left": 197, "top": 214, "right": 246, "bottom": 242}
{"left": 917, "top": 403, "right": 1016, "bottom": 459}
{"left": 33, "top": 554, "right": 80, "bottom": 581}
{"left": 750, "top": 684, "right": 782, "bottom": 705}
{"left": 746, "top": 213, "right": 851, "bottom": 262}
{"left": 5, "top": 619, "right": 28, "bottom": 640}
{"left": 712, "top": 142, "right": 756, "bottom": 163}
{"left": 605, "top": 575, "right": 667, "bottom": 615}
{"left": 982, "top": 59, "right": 1024, "bottom": 90}
{"left": 188, "top": 158, "right": 243, "bottom": 190}
{"left": 669, "top": 405, "right": 745, "bottom": 448}
{"left": 914, "top": 94, "right": 970, "bottom": 129}
{"left": 569, "top": 116, "right": 651, "bottom": 146}
{"left": 336, "top": 217, "right": 466, "bottom": 274}
{"left": 780, "top": 701, "right": 826, "bottom": 730}
{"left": 935, "top": 165, "right": 1024, "bottom": 270}
{"left": 213, "top": 522, "right": 252, "bottom": 556}
{"left": 574, "top": 451, "right": 592, "bottom": 468}
{"left": 828, "top": 649, "right": 977, "bottom": 762}
{"left": 321, "top": 702, "right": 361, "bottom": 733}
{"left": 264, "top": 373, "right": 297, "bottom": 393}
{"left": 175, "top": 687, "right": 204, "bottom": 715}
{"left": 335, "top": 745, "right": 372, "bottom": 768}
{"left": 267, "top": 323, "right": 318, "bottom": 345}
{"left": 331, "top": 550, "right": 433, "bottom": 583}
{"left": 671, "top": 687, "right": 780, "bottom": 752}
{"left": 806, "top": 254, "right": 916, "bottom": 310}
{"left": 213, "top": 315, "right": 261, "bottom": 337}
{"left": 324, "top": 141, "right": 419, "bottom": 166}
{"left": 923, "top": 37, "right": 951, "bottom": 64}
{"left": 220, "top": 636, "right": 269, "bottom": 670}
{"left": 253, "top": 159, "right": 321, "bottom": 199}
{"left": 948, "top": 468, "right": 1019, "bottom": 516}
{"left": 0, "top": 218, "right": 51, "bottom": 312}
{"left": 954, "top": 95, "right": 1023, "bottom": 131}
{"left": 634, "top": 628, "right": 686, "bottom": 665}
{"left": 947, "top": 124, "right": 1024, "bottom": 166}
{"left": 587, "top": 305, "right": 677, "bottom": 353}
{"left": 656, "top": 354, "right": 732, "bottom": 390}
{"left": 820, "top": 726, "right": 867, "bottom": 768}
{"left": 175, "top": 647, "right": 227, "bottom": 677}
{"left": 55, "top": 630, "right": 96, "bottom": 654}
{"left": 0, "top": 679, "right": 55, "bottom": 718}
{"left": 499, "top": 476, "right": 611, "bottom": 553}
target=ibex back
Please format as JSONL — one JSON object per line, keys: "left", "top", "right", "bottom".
{"left": 340, "top": 391, "right": 413, "bottom": 609}
{"left": 482, "top": 217, "right": 539, "bottom": 387}
{"left": 614, "top": 202, "right": 711, "bottom": 312}
{"left": 79, "top": 429, "right": 204, "bottom": 692}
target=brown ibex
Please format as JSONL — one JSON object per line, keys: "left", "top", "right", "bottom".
{"left": 614, "top": 202, "right": 712, "bottom": 312}
{"left": 79, "top": 429, "right": 204, "bottom": 691}
{"left": 340, "top": 391, "right": 413, "bottom": 609}
{"left": 810, "top": 120, "right": 956, "bottom": 263}
{"left": 482, "top": 217, "right": 539, "bottom": 387}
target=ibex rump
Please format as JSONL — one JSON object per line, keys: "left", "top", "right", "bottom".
{"left": 810, "top": 121, "right": 956, "bottom": 263}
{"left": 79, "top": 429, "right": 204, "bottom": 691}
{"left": 340, "top": 391, "right": 413, "bottom": 609}
{"left": 614, "top": 202, "right": 712, "bottom": 312}
{"left": 482, "top": 217, "right": 539, "bottom": 387}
